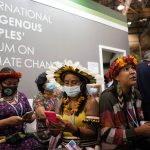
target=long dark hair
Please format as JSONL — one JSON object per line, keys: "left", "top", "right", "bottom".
{"left": 108, "top": 80, "right": 135, "bottom": 109}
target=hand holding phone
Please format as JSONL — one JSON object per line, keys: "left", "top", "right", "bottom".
{"left": 22, "top": 111, "right": 34, "bottom": 120}
{"left": 44, "top": 111, "right": 57, "bottom": 123}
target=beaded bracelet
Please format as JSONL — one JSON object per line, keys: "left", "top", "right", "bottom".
{"left": 83, "top": 118, "right": 100, "bottom": 127}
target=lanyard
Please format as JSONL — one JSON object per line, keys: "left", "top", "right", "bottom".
{"left": 49, "top": 98, "right": 56, "bottom": 110}
{"left": 6, "top": 93, "right": 23, "bottom": 116}
{"left": 70, "top": 113, "right": 75, "bottom": 125}
{"left": 8, "top": 102, "right": 23, "bottom": 116}
{"left": 49, "top": 98, "right": 55, "bottom": 107}
{"left": 127, "top": 102, "right": 139, "bottom": 127}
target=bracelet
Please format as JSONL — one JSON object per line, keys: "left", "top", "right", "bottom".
{"left": 72, "top": 127, "right": 80, "bottom": 137}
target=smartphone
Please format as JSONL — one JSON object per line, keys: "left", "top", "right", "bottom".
{"left": 44, "top": 111, "right": 57, "bottom": 123}
{"left": 22, "top": 111, "right": 34, "bottom": 119}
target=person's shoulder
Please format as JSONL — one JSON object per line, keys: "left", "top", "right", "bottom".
{"left": 85, "top": 96, "right": 99, "bottom": 116}
{"left": 100, "top": 86, "right": 116, "bottom": 105}
{"left": 137, "top": 60, "right": 150, "bottom": 66}
{"left": 18, "top": 92, "right": 27, "bottom": 98}
{"left": 18, "top": 92, "right": 28, "bottom": 102}
{"left": 101, "top": 86, "right": 114, "bottom": 99}
{"left": 33, "top": 93, "right": 42, "bottom": 100}
{"left": 86, "top": 96, "right": 98, "bottom": 107}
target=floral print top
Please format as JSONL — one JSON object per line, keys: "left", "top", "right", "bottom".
{"left": 33, "top": 92, "right": 58, "bottom": 142}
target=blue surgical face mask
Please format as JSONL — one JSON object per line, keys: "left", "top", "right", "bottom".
{"left": 88, "top": 87, "right": 98, "bottom": 95}
{"left": 45, "top": 82, "right": 56, "bottom": 92}
{"left": 63, "top": 85, "right": 80, "bottom": 97}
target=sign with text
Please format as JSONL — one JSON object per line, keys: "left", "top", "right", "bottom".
{"left": 0, "top": 0, "right": 128, "bottom": 98}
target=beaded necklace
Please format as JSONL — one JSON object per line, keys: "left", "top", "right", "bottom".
{"left": 62, "top": 96, "right": 84, "bottom": 115}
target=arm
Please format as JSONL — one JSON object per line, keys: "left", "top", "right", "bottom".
{"left": 134, "top": 89, "right": 144, "bottom": 121}
{"left": 33, "top": 94, "right": 46, "bottom": 119}
{"left": 49, "top": 97, "right": 100, "bottom": 138}
{"left": 55, "top": 99, "right": 62, "bottom": 114}
{"left": 0, "top": 116, "right": 23, "bottom": 128}
{"left": 61, "top": 97, "right": 100, "bottom": 138}
{"left": 77, "top": 96, "right": 99, "bottom": 138}
{"left": 47, "top": 99, "right": 63, "bottom": 137}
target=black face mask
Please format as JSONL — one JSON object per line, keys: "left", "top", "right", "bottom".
{"left": 1, "top": 85, "right": 17, "bottom": 97}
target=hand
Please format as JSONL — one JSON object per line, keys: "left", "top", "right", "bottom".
{"left": 48, "top": 117, "right": 77, "bottom": 133}
{"left": 134, "top": 123, "right": 150, "bottom": 136}
{"left": 48, "top": 117, "right": 66, "bottom": 131}
{"left": 7, "top": 116, "right": 23, "bottom": 125}
{"left": 22, "top": 113, "right": 35, "bottom": 123}
{"left": 143, "top": 122, "right": 150, "bottom": 125}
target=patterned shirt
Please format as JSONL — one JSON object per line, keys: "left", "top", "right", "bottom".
{"left": 0, "top": 92, "right": 42, "bottom": 150}
{"left": 100, "top": 86, "right": 144, "bottom": 147}
{"left": 33, "top": 93, "right": 58, "bottom": 142}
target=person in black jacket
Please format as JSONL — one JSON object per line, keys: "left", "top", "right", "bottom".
{"left": 137, "top": 50, "right": 150, "bottom": 120}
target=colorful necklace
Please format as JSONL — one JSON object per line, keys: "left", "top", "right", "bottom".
{"left": 62, "top": 96, "right": 84, "bottom": 115}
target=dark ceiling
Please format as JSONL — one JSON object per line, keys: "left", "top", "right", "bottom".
{"left": 93, "top": 0, "right": 150, "bottom": 57}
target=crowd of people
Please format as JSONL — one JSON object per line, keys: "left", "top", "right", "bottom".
{"left": 0, "top": 55, "right": 150, "bottom": 150}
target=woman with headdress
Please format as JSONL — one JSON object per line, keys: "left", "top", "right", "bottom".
{"left": 33, "top": 72, "right": 58, "bottom": 149}
{"left": 46, "top": 60, "right": 101, "bottom": 149}
{"left": 0, "top": 67, "right": 42, "bottom": 150}
{"left": 100, "top": 55, "right": 150, "bottom": 150}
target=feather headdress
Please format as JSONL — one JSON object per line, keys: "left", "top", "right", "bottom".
{"left": 46, "top": 60, "right": 102, "bottom": 87}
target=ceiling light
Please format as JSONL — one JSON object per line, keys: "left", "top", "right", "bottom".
{"left": 128, "top": 22, "right": 131, "bottom": 25}
{"left": 117, "top": 4, "right": 125, "bottom": 11}
{"left": 142, "top": 18, "right": 147, "bottom": 21}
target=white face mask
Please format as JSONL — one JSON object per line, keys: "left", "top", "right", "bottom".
{"left": 88, "top": 87, "right": 98, "bottom": 95}
{"left": 63, "top": 85, "right": 81, "bottom": 97}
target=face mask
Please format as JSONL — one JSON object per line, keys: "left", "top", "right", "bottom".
{"left": 1, "top": 85, "right": 17, "bottom": 97}
{"left": 88, "top": 87, "right": 98, "bottom": 95}
{"left": 63, "top": 85, "right": 80, "bottom": 97}
{"left": 45, "top": 82, "right": 56, "bottom": 92}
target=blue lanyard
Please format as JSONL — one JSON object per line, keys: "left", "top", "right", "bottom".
{"left": 6, "top": 93, "right": 23, "bottom": 116}
{"left": 127, "top": 102, "right": 139, "bottom": 127}
{"left": 8, "top": 102, "right": 23, "bottom": 116}
{"left": 70, "top": 113, "right": 75, "bottom": 125}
